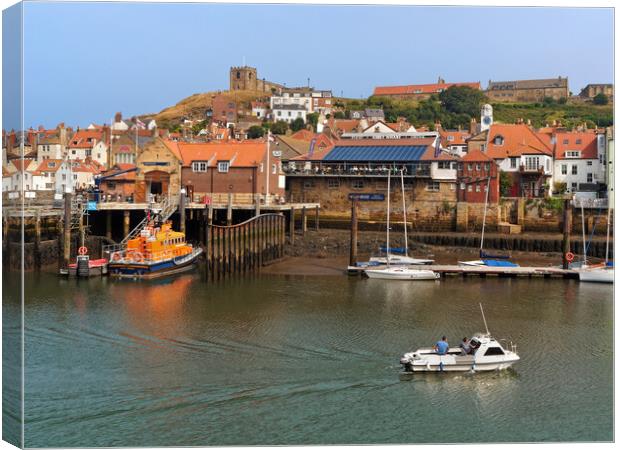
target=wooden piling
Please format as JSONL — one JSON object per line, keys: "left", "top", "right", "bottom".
{"left": 562, "top": 199, "right": 572, "bottom": 269}
{"left": 63, "top": 192, "right": 72, "bottom": 270}
{"left": 315, "top": 206, "right": 320, "bottom": 231}
{"left": 227, "top": 192, "right": 233, "bottom": 226}
{"left": 179, "top": 191, "right": 186, "bottom": 233}
{"left": 123, "top": 210, "right": 130, "bottom": 238}
{"left": 254, "top": 193, "right": 261, "bottom": 217}
{"left": 301, "top": 206, "right": 307, "bottom": 236}
{"left": 289, "top": 207, "right": 295, "bottom": 243}
{"left": 349, "top": 200, "right": 358, "bottom": 267}
{"left": 106, "top": 210, "right": 112, "bottom": 239}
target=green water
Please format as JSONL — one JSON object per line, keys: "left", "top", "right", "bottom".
{"left": 3, "top": 271, "right": 614, "bottom": 446}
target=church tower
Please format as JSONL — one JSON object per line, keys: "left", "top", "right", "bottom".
{"left": 480, "top": 104, "right": 493, "bottom": 132}
{"left": 230, "top": 66, "right": 258, "bottom": 91}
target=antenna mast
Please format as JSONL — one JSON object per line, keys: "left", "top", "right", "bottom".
{"left": 479, "top": 303, "right": 490, "bottom": 335}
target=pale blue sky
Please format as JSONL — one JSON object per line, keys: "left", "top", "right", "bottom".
{"left": 4, "top": 2, "right": 615, "bottom": 130}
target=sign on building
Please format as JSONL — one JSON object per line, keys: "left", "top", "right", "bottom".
{"left": 348, "top": 193, "right": 385, "bottom": 201}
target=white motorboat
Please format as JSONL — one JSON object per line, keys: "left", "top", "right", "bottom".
{"left": 400, "top": 333, "right": 520, "bottom": 372}
{"left": 364, "top": 266, "right": 440, "bottom": 280}
{"left": 399, "top": 304, "right": 519, "bottom": 372}
{"left": 578, "top": 264, "right": 614, "bottom": 283}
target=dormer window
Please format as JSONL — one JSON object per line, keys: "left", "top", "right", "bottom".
{"left": 576, "top": 139, "right": 582, "bottom": 144}
{"left": 192, "top": 161, "right": 208, "bottom": 172}
{"left": 565, "top": 151, "right": 581, "bottom": 158}
{"left": 447, "top": 136, "right": 454, "bottom": 141}
{"left": 493, "top": 135, "right": 504, "bottom": 146}
{"left": 48, "top": 162, "right": 56, "bottom": 168}
{"left": 218, "top": 161, "right": 230, "bottom": 173}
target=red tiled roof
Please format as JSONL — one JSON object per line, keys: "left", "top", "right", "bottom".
{"left": 35, "top": 159, "right": 64, "bottom": 173}
{"left": 462, "top": 149, "right": 494, "bottom": 162}
{"left": 175, "top": 141, "right": 268, "bottom": 167}
{"left": 554, "top": 132, "right": 599, "bottom": 160}
{"left": 440, "top": 130, "right": 470, "bottom": 146}
{"left": 68, "top": 130, "right": 103, "bottom": 149}
{"left": 485, "top": 124, "right": 552, "bottom": 159}
{"left": 420, "top": 147, "right": 459, "bottom": 161}
{"left": 101, "top": 164, "right": 137, "bottom": 181}
{"left": 374, "top": 82, "right": 481, "bottom": 96}
{"left": 290, "top": 129, "right": 315, "bottom": 141}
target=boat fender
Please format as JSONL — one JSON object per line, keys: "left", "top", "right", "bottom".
{"left": 565, "top": 252, "right": 575, "bottom": 262}
{"left": 439, "top": 361, "right": 444, "bottom": 372}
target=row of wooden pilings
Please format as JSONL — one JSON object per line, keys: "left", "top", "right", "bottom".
{"left": 203, "top": 213, "right": 286, "bottom": 280}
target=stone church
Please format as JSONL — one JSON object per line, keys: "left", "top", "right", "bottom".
{"left": 229, "top": 66, "right": 284, "bottom": 93}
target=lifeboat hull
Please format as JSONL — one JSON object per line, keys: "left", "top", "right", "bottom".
{"left": 108, "top": 248, "right": 203, "bottom": 279}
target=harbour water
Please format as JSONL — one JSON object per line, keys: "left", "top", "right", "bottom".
{"left": 4, "top": 269, "right": 613, "bottom": 446}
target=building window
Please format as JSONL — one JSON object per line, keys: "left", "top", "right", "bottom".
{"left": 327, "top": 179, "right": 340, "bottom": 189}
{"left": 565, "top": 151, "right": 581, "bottom": 158}
{"left": 352, "top": 179, "right": 365, "bottom": 190}
{"left": 438, "top": 161, "right": 451, "bottom": 169}
{"left": 571, "top": 165, "right": 578, "bottom": 175}
{"left": 561, "top": 164, "right": 567, "bottom": 175}
{"left": 475, "top": 184, "right": 481, "bottom": 192}
{"left": 457, "top": 163, "right": 463, "bottom": 171}
{"left": 587, "top": 173, "right": 593, "bottom": 183}
{"left": 587, "top": 161, "right": 593, "bottom": 166}
{"left": 425, "top": 181, "right": 440, "bottom": 192}
{"left": 571, "top": 182, "right": 577, "bottom": 191}
{"left": 460, "top": 182, "right": 465, "bottom": 190}
{"left": 447, "top": 135, "right": 454, "bottom": 141}
{"left": 218, "top": 161, "right": 230, "bottom": 173}
{"left": 563, "top": 139, "right": 569, "bottom": 144}
{"left": 467, "top": 185, "right": 473, "bottom": 192}
{"left": 192, "top": 161, "right": 208, "bottom": 172}
{"left": 475, "top": 163, "right": 481, "bottom": 171}
{"left": 576, "top": 139, "right": 582, "bottom": 145}
{"left": 272, "top": 164, "right": 277, "bottom": 174}
{"left": 493, "top": 135, "right": 504, "bottom": 146}
{"left": 467, "top": 164, "right": 472, "bottom": 171}
{"left": 525, "top": 156, "right": 540, "bottom": 171}
{"left": 510, "top": 158, "right": 517, "bottom": 169}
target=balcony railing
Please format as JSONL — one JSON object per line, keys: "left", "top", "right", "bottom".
{"left": 283, "top": 162, "right": 431, "bottom": 177}
{"left": 519, "top": 165, "right": 546, "bottom": 174}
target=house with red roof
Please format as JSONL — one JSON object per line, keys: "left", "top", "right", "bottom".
{"left": 68, "top": 129, "right": 108, "bottom": 167}
{"left": 438, "top": 128, "right": 471, "bottom": 157}
{"left": 467, "top": 123, "right": 553, "bottom": 197}
{"left": 552, "top": 130, "right": 606, "bottom": 195}
{"left": 176, "top": 140, "right": 283, "bottom": 202}
{"left": 97, "top": 163, "right": 137, "bottom": 201}
{"left": 373, "top": 77, "right": 481, "bottom": 100}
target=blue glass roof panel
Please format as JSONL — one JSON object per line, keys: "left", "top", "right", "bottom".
{"left": 323, "top": 145, "right": 428, "bottom": 162}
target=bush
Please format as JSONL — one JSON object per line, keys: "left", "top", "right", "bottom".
{"left": 593, "top": 93, "right": 609, "bottom": 105}
{"left": 553, "top": 181, "right": 567, "bottom": 195}
{"left": 247, "top": 125, "right": 265, "bottom": 139}
{"left": 333, "top": 111, "right": 345, "bottom": 119}
{"left": 499, "top": 171, "right": 512, "bottom": 197}
{"left": 290, "top": 117, "right": 306, "bottom": 132}
{"left": 271, "top": 121, "right": 288, "bottom": 135}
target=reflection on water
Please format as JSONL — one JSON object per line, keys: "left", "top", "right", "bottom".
{"left": 7, "top": 272, "right": 613, "bottom": 446}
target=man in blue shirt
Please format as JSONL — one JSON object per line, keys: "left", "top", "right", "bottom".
{"left": 434, "top": 336, "right": 449, "bottom": 355}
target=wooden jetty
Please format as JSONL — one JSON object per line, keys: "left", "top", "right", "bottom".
{"left": 347, "top": 264, "right": 580, "bottom": 279}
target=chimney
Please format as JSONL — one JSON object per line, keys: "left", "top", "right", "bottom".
{"left": 470, "top": 118, "right": 477, "bottom": 135}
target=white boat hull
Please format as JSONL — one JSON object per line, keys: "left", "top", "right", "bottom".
{"left": 365, "top": 267, "right": 440, "bottom": 280}
{"left": 578, "top": 267, "right": 614, "bottom": 283}
{"left": 458, "top": 260, "right": 486, "bottom": 267}
{"left": 369, "top": 256, "right": 434, "bottom": 265}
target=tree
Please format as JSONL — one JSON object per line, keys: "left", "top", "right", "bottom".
{"left": 334, "top": 111, "right": 345, "bottom": 119}
{"left": 306, "top": 113, "right": 319, "bottom": 131}
{"left": 499, "top": 171, "right": 512, "bottom": 197}
{"left": 439, "top": 86, "right": 485, "bottom": 116}
{"left": 247, "top": 125, "right": 265, "bottom": 139}
{"left": 593, "top": 93, "right": 609, "bottom": 105}
{"left": 290, "top": 117, "right": 305, "bottom": 132}
{"left": 271, "top": 120, "right": 288, "bottom": 135}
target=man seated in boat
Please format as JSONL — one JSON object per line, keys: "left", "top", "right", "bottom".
{"left": 459, "top": 337, "right": 472, "bottom": 355}
{"left": 433, "top": 336, "right": 449, "bottom": 355}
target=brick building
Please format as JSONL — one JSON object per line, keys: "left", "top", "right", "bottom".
{"left": 229, "top": 66, "right": 284, "bottom": 93}
{"left": 134, "top": 138, "right": 183, "bottom": 202}
{"left": 457, "top": 150, "right": 499, "bottom": 203}
{"left": 486, "top": 77, "right": 569, "bottom": 102}
{"left": 212, "top": 95, "right": 237, "bottom": 124}
{"left": 177, "top": 141, "right": 283, "bottom": 202}
{"left": 98, "top": 163, "right": 137, "bottom": 200}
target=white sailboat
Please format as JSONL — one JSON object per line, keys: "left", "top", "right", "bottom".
{"left": 367, "top": 170, "right": 434, "bottom": 266}
{"left": 364, "top": 171, "right": 439, "bottom": 281}
{"left": 578, "top": 202, "right": 614, "bottom": 283}
{"left": 458, "top": 176, "right": 518, "bottom": 268}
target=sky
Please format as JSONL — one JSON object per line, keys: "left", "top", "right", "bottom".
{"left": 3, "top": 2, "right": 615, "bottom": 130}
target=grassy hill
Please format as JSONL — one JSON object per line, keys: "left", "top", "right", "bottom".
{"left": 492, "top": 102, "right": 613, "bottom": 128}
{"left": 145, "top": 89, "right": 268, "bottom": 127}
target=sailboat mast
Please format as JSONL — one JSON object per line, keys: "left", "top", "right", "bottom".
{"left": 480, "top": 176, "right": 491, "bottom": 255}
{"left": 581, "top": 203, "right": 587, "bottom": 265}
{"left": 400, "top": 169, "right": 408, "bottom": 258}
{"left": 605, "top": 203, "right": 611, "bottom": 263}
{"left": 386, "top": 170, "right": 391, "bottom": 267}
